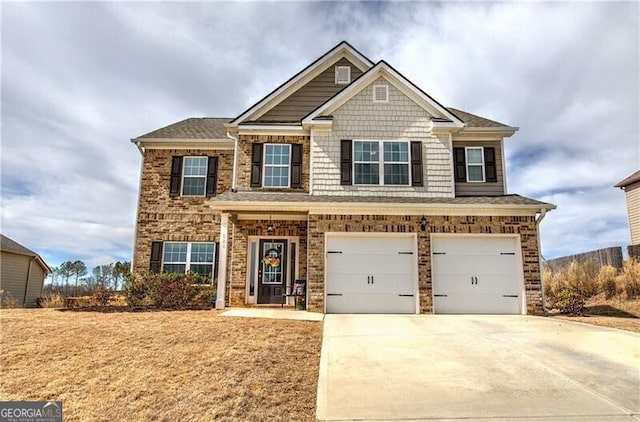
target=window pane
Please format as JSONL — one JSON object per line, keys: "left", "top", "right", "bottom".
{"left": 354, "top": 163, "right": 380, "bottom": 184}
{"left": 384, "top": 164, "right": 409, "bottom": 185}
{"left": 183, "top": 157, "right": 208, "bottom": 176}
{"left": 383, "top": 142, "right": 408, "bottom": 162}
{"left": 264, "top": 166, "right": 289, "bottom": 187}
{"left": 191, "top": 243, "right": 214, "bottom": 263}
{"left": 189, "top": 264, "right": 213, "bottom": 279}
{"left": 163, "top": 243, "right": 187, "bottom": 263}
{"left": 354, "top": 141, "right": 379, "bottom": 162}
{"left": 468, "top": 165, "right": 484, "bottom": 182}
{"left": 265, "top": 144, "right": 290, "bottom": 165}
{"left": 182, "top": 177, "right": 206, "bottom": 195}
{"left": 466, "top": 149, "right": 483, "bottom": 164}
{"left": 163, "top": 264, "right": 186, "bottom": 274}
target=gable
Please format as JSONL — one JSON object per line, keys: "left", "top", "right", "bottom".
{"left": 256, "top": 57, "right": 364, "bottom": 123}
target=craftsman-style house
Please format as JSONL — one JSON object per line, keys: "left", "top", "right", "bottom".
{"left": 131, "top": 41, "right": 555, "bottom": 314}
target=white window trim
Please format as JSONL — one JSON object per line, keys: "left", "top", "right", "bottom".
{"left": 335, "top": 65, "right": 351, "bottom": 85}
{"left": 352, "top": 140, "right": 411, "bottom": 186}
{"left": 181, "top": 156, "right": 207, "bottom": 197}
{"left": 263, "top": 143, "right": 292, "bottom": 188}
{"left": 373, "top": 84, "right": 389, "bottom": 103}
{"left": 162, "top": 241, "right": 216, "bottom": 283}
{"left": 465, "top": 147, "right": 485, "bottom": 183}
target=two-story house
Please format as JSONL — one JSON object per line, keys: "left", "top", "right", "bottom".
{"left": 131, "top": 41, "right": 555, "bottom": 315}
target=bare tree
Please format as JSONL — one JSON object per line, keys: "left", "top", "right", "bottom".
{"left": 58, "top": 261, "right": 75, "bottom": 296}
{"left": 113, "top": 261, "right": 130, "bottom": 291}
{"left": 72, "top": 260, "right": 87, "bottom": 296}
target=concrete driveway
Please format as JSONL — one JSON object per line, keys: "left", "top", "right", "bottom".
{"left": 316, "top": 315, "right": 640, "bottom": 421}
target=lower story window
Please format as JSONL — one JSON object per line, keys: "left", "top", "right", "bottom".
{"left": 163, "top": 242, "right": 215, "bottom": 282}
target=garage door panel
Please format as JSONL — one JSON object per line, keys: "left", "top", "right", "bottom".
{"left": 326, "top": 235, "right": 416, "bottom": 314}
{"left": 431, "top": 236, "right": 523, "bottom": 315}
{"left": 434, "top": 294, "right": 520, "bottom": 314}
{"left": 326, "top": 293, "right": 415, "bottom": 314}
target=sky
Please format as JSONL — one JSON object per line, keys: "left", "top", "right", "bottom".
{"left": 1, "top": 1, "right": 639, "bottom": 271}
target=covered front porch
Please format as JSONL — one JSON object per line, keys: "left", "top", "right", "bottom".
{"left": 214, "top": 210, "right": 309, "bottom": 310}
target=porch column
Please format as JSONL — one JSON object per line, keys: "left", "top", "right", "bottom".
{"left": 215, "top": 212, "right": 229, "bottom": 309}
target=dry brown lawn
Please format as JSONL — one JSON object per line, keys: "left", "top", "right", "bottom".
{"left": 552, "top": 296, "right": 640, "bottom": 333}
{"left": 0, "top": 309, "right": 323, "bottom": 421}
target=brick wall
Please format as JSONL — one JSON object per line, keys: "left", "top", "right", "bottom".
{"left": 132, "top": 148, "right": 233, "bottom": 273}
{"left": 228, "top": 219, "right": 308, "bottom": 306}
{"left": 312, "top": 76, "right": 454, "bottom": 197}
{"left": 307, "top": 214, "right": 543, "bottom": 315}
{"left": 236, "top": 134, "right": 310, "bottom": 191}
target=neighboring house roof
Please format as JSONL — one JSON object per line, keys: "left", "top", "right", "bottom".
{"left": 615, "top": 170, "right": 640, "bottom": 188}
{"left": 0, "top": 234, "right": 51, "bottom": 274}
{"left": 135, "top": 118, "right": 232, "bottom": 140}
{"left": 210, "top": 192, "right": 555, "bottom": 211}
{"left": 446, "top": 108, "right": 509, "bottom": 128}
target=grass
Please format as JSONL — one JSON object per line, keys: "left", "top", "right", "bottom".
{"left": 552, "top": 294, "right": 640, "bottom": 333}
{"left": 0, "top": 309, "right": 323, "bottom": 421}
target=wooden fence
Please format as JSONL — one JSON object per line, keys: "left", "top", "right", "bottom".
{"left": 544, "top": 246, "right": 624, "bottom": 271}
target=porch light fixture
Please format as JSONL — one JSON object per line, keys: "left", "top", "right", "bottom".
{"left": 420, "top": 216, "right": 427, "bottom": 231}
{"left": 267, "top": 215, "right": 274, "bottom": 235}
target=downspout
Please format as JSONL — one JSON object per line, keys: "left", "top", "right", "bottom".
{"left": 535, "top": 208, "right": 548, "bottom": 313}
{"left": 131, "top": 140, "right": 145, "bottom": 273}
{"left": 226, "top": 131, "right": 239, "bottom": 192}
{"left": 23, "top": 259, "right": 33, "bottom": 307}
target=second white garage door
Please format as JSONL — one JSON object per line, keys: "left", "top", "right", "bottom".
{"left": 431, "top": 235, "right": 524, "bottom": 314}
{"left": 325, "top": 234, "right": 417, "bottom": 314}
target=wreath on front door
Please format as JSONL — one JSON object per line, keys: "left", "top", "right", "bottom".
{"left": 262, "top": 248, "right": 281, "bottom": 268}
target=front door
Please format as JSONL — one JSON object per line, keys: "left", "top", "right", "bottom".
{"left": 258, "top": 239, "right": 288, "bottom": 304}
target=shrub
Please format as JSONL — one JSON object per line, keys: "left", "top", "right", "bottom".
{"left": 597, "top": 265, "right": 619, "bottom": 299}
{"left": 566, "top": 261, "right": 599, "bottom": 298}
{"left": 148, "top": 273, "right": 194, "bottom": 309}
{"left": 124, "top": 273, "right": 152, "bottom": 308}
{"left": 37, "top": 293, "right": 65, "bottom": 308}
{"left": 0, "top": 290, "right": 21, "bottom": 309}
{"left": 555, "top": 288, "right": 585, "bottom": 314}
{"left": 620, "top": 259, "right": 640, "bottom": 299}
{"left": 191, "top": 285, "right": 216, "bottom": 307}
{"left": 93, "top": 285, "right": 112, "bottom": 306}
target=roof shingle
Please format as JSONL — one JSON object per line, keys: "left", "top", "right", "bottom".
{"left": 135, "top": 118, "right": 232, "bottom": 139}
{"left": 1, "top": 234, "right": 51, "bottom": 273}
{"left": 615, "top": 170, "right": 640, "bottom": 188}
{"left": 446, "top": 108, "right": 510, "bottom": 128}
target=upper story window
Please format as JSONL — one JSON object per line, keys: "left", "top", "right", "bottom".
{"left": 335, "top": 66, "right": 351, "bottom": 85}
{"left": 263, "top": 144, "right": 291, "bottom": 188}
{"left": 182, "top": 157, "right": 208, "bottom": 195}
{"left": 465, "top": 147, "right": 485, "bottom": 182}
{"left": 453, "top": 146, "right": 497, "bottom": 183}
{"left": 169, "top": 156, "right": 218, "bottom": 198}
{"left": 161, "top": 241, "right": 216, "bottom": 282}
{"left": 250, "top": 143, "right": 302, "bottom": 189}
{"left": 353, "top": 140, "right": 409, "bottom": 185}
{"left": 373, "top": 85, "right": 389, "bottom": 103}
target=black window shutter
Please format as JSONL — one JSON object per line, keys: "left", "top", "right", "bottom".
{"left": 484, "top": 147, "right": 497, "bottom": 182}
{"left": 206, "top": 156, "right": 218, "bottom": 197}
{"left": 169, "top": 156, "right": 183, "bottom": 197}
{"left": 213, "top": 241, "right": 220, "bottom": 282}
{"left": 150, "top": 241, "right": 163, "bottom": 273}
{"left": 410, "top": 141, "right": 423, "bottom": 187}
{"left": 290, "top": 144, "right": 302, "bottom": 188}
{"left": 340, "top": 140, "right": 352, "bottom": 185}
{"left": 250, "top": 143, "right": 263, "bottom": 187}
{"left": 454, "top": 148, "right": 467, "bottom": 183}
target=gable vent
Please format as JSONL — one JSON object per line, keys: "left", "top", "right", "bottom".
{"left": 373, "top": 84, "right": 389, "bottom": 103}
{"left": 335, "top": 66, "right": 351, "bottom": 85}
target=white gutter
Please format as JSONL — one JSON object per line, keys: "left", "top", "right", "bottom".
{"left": 535, "top": 208, "right": 548, "bottom": 313}
{"left": 226, "top": 131, "right": 239, "bottom": 192}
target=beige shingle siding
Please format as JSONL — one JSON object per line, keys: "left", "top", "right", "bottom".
{"left": 1, "top": 252, "right": 44, "bottom": 307}
{"left": 311, "top": 77, "right": 454, "bottom": 197}
{"left": 625, "top": 182, "right": 640, "bottom": 244}
{"left": 453, "top": 140, "right": 505, "bottom": 196}
{"left": 259, "top": 58, "right": 364, "bottom": 122}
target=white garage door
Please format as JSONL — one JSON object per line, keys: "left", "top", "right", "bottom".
{"left": 431, "top": 236, "right": 523, "bottom": 314}
{"left": 326, "top": 235, "right": 416, "bottom": 314}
